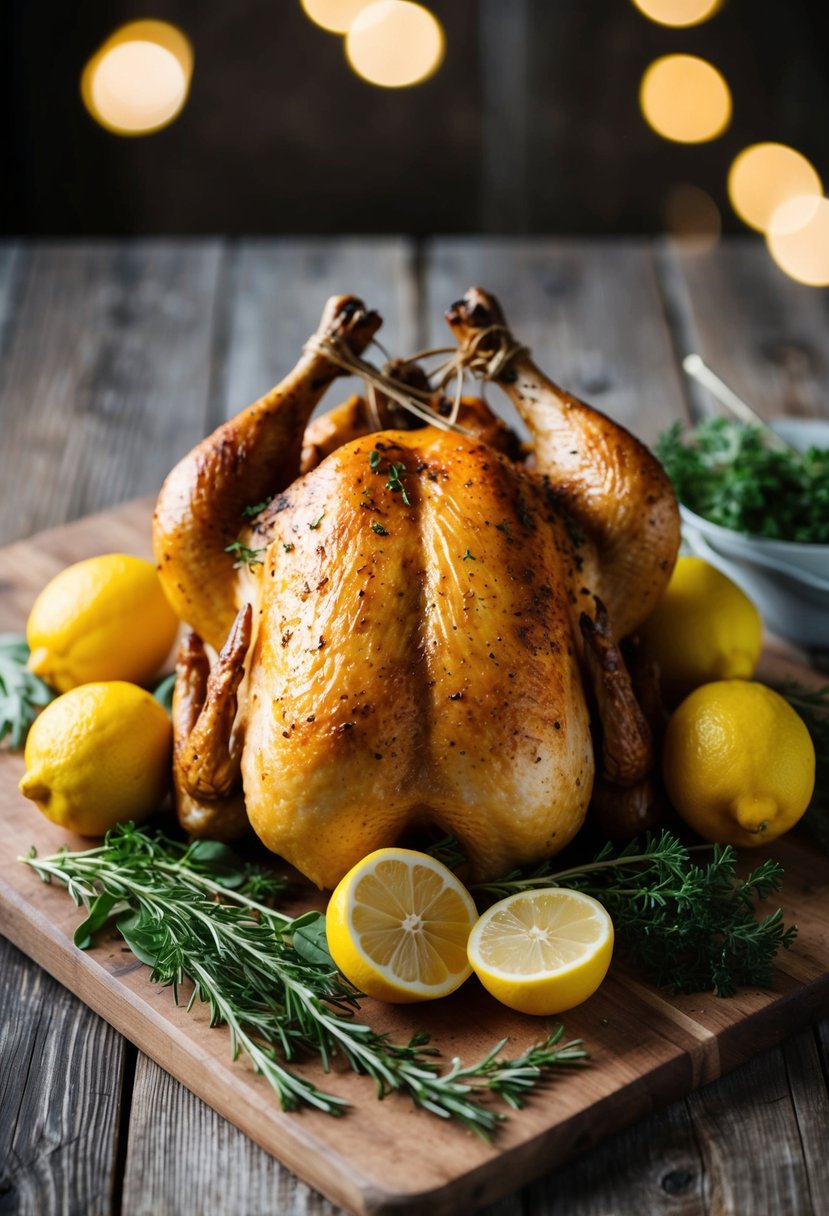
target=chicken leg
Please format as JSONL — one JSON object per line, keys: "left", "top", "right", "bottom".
{"left": 444, "top": 288, "right": 680, "bottom": 640}
{"left": 153, "top": 296, "right": 381, "bottom": 651}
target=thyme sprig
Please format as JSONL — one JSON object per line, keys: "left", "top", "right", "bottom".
{"left": 469, "top": 831, "right": 795, "bottom": 997}
{"left": 0, "top": 634, "right": 55, "bottom": 748}
{"left": 21, "top": 824, "right": 586, "bottom": 1136}
{"left": 225, "top": 540, "right": 266, "bottom": 570}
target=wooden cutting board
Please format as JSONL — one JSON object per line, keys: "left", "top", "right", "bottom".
{"left": 1, "top": 499, "right": 828, "bottom": 1216}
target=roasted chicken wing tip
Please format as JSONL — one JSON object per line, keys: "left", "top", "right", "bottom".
{"left": 318, "top": 294, "right": 382, "bottom": 346}
{"left": 445, "top": 287, "right": 507, "bottom": 332}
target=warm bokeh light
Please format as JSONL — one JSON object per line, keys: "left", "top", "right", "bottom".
{"left": 664, "top": 183, "right": 721, "bottom": 252}
{"left": 639, "top": 55, "right": 731, "bottom": 143}
{"left": 727, "top": 143, "right": 823, "bottom": 233}
{"left": 766, "top": 196, "right": 829, "bottom": 286}
{"left": 300, "top": 0, "right": 374, "bottom": 34}
{"left": 81, "top": 21, "right": 193, "bottom": 136}
{"left": 631, "top": 0, "right": 721, "bottom": 28}
{"left": 346, "top": 1, "right": 444, "bottom": 88}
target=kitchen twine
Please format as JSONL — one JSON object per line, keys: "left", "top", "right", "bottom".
{"left": 303, "top": 323, "right": 528, "bottom": 436}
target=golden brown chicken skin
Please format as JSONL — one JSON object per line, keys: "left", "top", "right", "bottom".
{"left": 154, "top": 291, "right": 679, "bottom": 888}
{"left": 241, "top": 428, "right": 594, "bottom": 887}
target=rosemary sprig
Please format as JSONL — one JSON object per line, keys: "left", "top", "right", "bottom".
{"left": 21, "top": 824, "right": 585, "bottom": 1135}
{"left": 0, "top": 634, "right": 55, "bottom": 748}
{"left": 470, "top": 830, "right": 795, "bottom": 997}
{"left": 775, "top": 681, "right": 829, "bottom": 852}
{"left": 225, "top": 540, "right": 266, "bottom": 570}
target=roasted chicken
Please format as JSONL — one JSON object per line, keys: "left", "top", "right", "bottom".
{"left": 153, "top": 289, "right": 680, "bottom": 888}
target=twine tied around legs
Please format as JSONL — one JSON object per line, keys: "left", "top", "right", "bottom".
{"left": 303, "top": 324, "right": 528, "bottom": 436}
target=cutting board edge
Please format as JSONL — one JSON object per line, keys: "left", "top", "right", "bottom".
{"left": 4, "top": 862, "right": 829, "bottom": 1216}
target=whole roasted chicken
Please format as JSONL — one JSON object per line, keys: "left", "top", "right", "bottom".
{"left": 154, "top": 290, "right": 679, "bottom": 888}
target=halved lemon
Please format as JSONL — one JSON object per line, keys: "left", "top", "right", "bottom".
{"left": 325, "top": 848, "right": 478, "bottom": 1003}
{"left": 467, "top": 889, "right": 614, "bottom": 1015}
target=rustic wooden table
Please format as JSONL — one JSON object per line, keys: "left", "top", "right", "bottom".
{"left": 1, "top": 238, "right": 828, "bottom": 1216}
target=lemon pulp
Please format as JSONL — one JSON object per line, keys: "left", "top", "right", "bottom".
{"left": 326, "top": 848, "right": 477, "bottom": 1003}
{"left": 468, "top": 889, "right": 614, "bottom": 1015}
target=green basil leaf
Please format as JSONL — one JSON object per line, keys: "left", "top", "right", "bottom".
{"left": 117, "top": 908, "right": 162, "bottom": 967}
{"left": 290, "top": 911, "right": 334, "bottom": 966}
{"left": 74, "top": 891, "right": 120, "bottom": 949}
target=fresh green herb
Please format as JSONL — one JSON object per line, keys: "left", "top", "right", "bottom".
{"left": 242, "top": 497, "right": 272, "bottom": 519}
{"left": 225, "top": 540, "right": 266, "bottom": 570}
{"left": 462, "top": 549, "right": 476, "bottom": 561}
{"left": 386, "top": 462, "right": 412, "bottom": 506}
{"left": 775, "top": 681, "right": 829, "bottom": 852}
{"left": 371, "top": 522, "right": 389, "bottom": 536}
{"left": 369, "top": 449, "right": 382, "bottom": 472}
{"left": 471, "top": 830, "right": 795, "bottom": 997}
{"left": 283, "top": 542, "right": 294, "bottom": 553}
{"left": 427, "top": 833, "right": 468, "bottom": 871}
{"left": 0, "top": 634, "right": 55, "bottom": 749}
{"left": 152, "top": 672, "right": 176, "bottom": 715}
{"left": 309, "top": 513, "right": 325, "bottom": 530}
{"left": 21, "top": 824, "right": 586, "bottom": 1136}
{"left": 657, "top": 419, "right": 829, "bottom": 543}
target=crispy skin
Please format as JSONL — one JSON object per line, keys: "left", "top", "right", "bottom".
{"left": 445, "top": 289, "right": 680, "bottom": 639}
{"left": 154, "top": 297, "right": 381, "bottom": 651}
{"left": 243, "top": 428, "right": 593, "bottom": 887}
{"left": 157, "top": 288, "right": 680, "bottom": 883}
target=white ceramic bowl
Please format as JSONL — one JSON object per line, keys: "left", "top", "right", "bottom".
{"left": 679, "top": 417, "right": 829, "bottom": 649}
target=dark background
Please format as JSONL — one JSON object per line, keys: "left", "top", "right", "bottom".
{"left": 3, "top": 0, "right": 827, "bottom": 235}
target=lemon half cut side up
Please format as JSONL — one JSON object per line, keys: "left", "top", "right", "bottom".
{"left": 325, "top": 848, "right": 478, "bottom": 1003}
{"left": 467, "top": 888, "right": 614, "bottom": 1015}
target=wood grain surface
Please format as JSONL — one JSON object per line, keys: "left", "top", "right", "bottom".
{"left": 1, "top": 238, "right": 829, "bottom": 1216}
{"left": 1, "top": 504, "right": 828, "bottom": 1216}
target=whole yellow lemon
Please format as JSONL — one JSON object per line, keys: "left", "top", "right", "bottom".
{"left": 662, "top": 680, "right": 815, "bottom": 848}
{"left": 19, "top": 682, "right": 172, "bottom": 836}
{"left": 27, "top": 554, "right": 178, "bottom": 692}
{"left": 639, "top": 556, "right": 762, "bottom": 704}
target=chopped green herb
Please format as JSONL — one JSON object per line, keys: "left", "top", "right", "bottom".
{"left": 283, "top": 542, "right": 294, "bottom": 553}
{"left": 309, "top": 513, "right": 325, "bottom": 530}
{"left": 462, "top": 548, "right": 476, "bottom": 561}
{"left": 242, "top": 497, "right": 272, "bottom": 519}
{"left": 369, "top": 449, "right": 382, "bottom": 472}
{"left": 386, "top": 462, "right": 412, "bottom": 506}
{"left": 657, "top": 419, "right": 829, "bottom": 544}
{"left": 225, "top": 541, "right": 266, "bottom": 571}
{"left": 371, "top": 522, "right": 389, "bottom": 536}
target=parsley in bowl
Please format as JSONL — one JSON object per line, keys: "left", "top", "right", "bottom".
{"left": 656, "top": 418, "right": 829, "bottom": 545}
{"left": 656, "top": 417, "right": 829, "bottom": 647}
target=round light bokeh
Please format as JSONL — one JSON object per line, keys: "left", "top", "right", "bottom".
{"left": 639, "top": 55, "right": 731, "bottom": 144}
{"left": 766, "top": 196, "right": 829, "bottom": 287}
{"left": 345, "top": 1, "right": 444, "bottom": 88}
{"left": 301, "top": 0, "right": 375, "bottom": 34}
{"left": 631, "top": 0, "right": 721, "bottom": 28}
{"left": 81, "top": 21, "right": 193, "bottom": 136}
{"left": 727, "top": 143, "right": 823, "bottom": 233}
